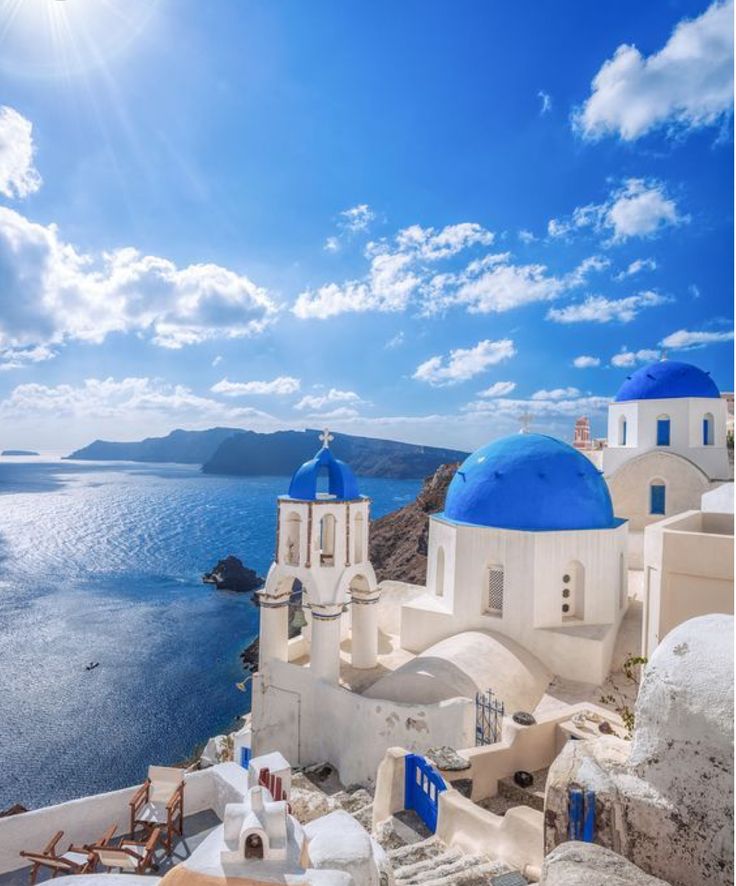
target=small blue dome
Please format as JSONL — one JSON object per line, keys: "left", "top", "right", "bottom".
{"left": 287, "top": 445, "right": 360, "bottom": 501}
{"left": 443, "top": 433, "right": 617, "bottom": 532}
{"left": 615, "top": 360, "right": 719, "bottom": 402}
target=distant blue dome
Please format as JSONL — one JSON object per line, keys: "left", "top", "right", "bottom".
{"left": 615, "top": 360, "right": 720, "bottom": 402}
{"left": 443, "top": 433, "right": 617, "bottom": 532}
{"left": 287, "top": 445, "right": 360, "bottom": 501}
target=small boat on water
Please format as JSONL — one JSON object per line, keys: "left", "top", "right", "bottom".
{"left": 85, "top": 662, "right": 100, "bottom": 671}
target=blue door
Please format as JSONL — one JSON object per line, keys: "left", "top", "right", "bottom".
{"left": 656, "top": 419, "right": 670, "bottom": 446}
{"left": 240, "top": 746, "right": 251, "bottom": 768}
{"left": 404, "top": 754, "right": 446, "bottom": 832}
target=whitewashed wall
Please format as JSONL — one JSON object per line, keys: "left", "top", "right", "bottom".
{"left": 250, "top": 661, "right": 474, "bottom": 787}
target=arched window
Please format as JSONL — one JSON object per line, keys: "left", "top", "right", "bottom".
{"left": 656, "top": 415, "right": 671, "bottom": 446}
{"left": 285, "top": 512, "right": 301, "bottom": 566}
{"left": 703, "top": 412, "right": 714, "bottom": 446}
{"left": 650, "top": 480, "right": 666, "bottom": 516}
{"left": 484, "top": 564, "right": 504, "bottom": 615}
{"left": 562, "top": 561, "right": 585, "bottom": 621}
{"left": 619, "top": 415, "right": 627, "bottom": 446}
{"left": 354, "top": 512, "right": 364, "bottom": 562}
{"left": 319, "top": 513, "right": 336, "bottom": 565}
{"left": 435, "top": 547, "right": 445, "bottom": 597}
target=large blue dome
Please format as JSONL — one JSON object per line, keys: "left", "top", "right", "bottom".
{"left": 615, "top": 360, "right": 719, "bottom": 402}
{"left": 443, "top": 433, "right": 617, "bottom": 532}
{"left": 287, "top": 445, "right": 360, "bottom": 501}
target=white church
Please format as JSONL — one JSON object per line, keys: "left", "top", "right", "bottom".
{"left": 247, "top": 356, "right": 732, "bottom": 787}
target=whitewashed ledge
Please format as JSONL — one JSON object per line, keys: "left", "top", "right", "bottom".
{"left": 0, "top": 764, "right": 249, "bottom": 876}
{"left": 47, "top": 877, "right": 158, "bottom": 886}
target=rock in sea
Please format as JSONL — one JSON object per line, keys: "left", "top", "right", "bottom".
{"left": 202, "top": 555, "right": 263, "bottom": 592}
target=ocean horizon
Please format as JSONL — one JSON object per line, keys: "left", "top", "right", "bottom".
{"left": 0, "top": 458, "right": 419, "bottom": 810}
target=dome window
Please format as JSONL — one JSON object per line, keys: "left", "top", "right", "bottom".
{"left": 484, "top": 565, "right": 504, "bottom": 616}
{"left": 703, "top": 413, "right": 714, "bottom": 446}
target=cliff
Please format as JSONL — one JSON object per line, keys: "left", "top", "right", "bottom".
{"left": 369, "top": 461, "right": 458, "bottom": 584}
{"left": 202, "top": 429, "right": 467, "bottom": 480}
{"left": 66, "top": 427, "right": 242, "bottom": 464}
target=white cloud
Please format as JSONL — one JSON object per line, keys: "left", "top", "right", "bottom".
{"left": 464, "top": 393, "right": 609, "bottom": 418}
{"left": 575, "top": 0, "right": 734, "bottom": 141}
{"left": 340, "top": 204, "right": 375, "bottom": 233}
{"left": 518, "top": 229, "right": 536, "bottom": 244}
{"left": 0, "top": 377, "right": 273, "bottom": 424}
{"left": 614, "top": 258, "right": 657, "bottom": 280}
{"left": 384, "top": 331, "right": 405, "bottom": 349}
{"left": 573, "top": 355, "right": 601, "bottom": 368}
{"left": 660, "top": 328, "right": 734, "bottom": 350}
{"left": 392, "top": 222, "right": 494, "bottom": 260}
{"left": 413, "top": 338, "right": 516, "bottom": 387}
{"left": 548, "top": 180, "right": 684, "bottom": 244}
{"left": 538, "top": 90, "right": 552, "bottom": 114}
{"left": 294, "top": 388, "right": 362, "bottom": 411}
{"left": 212, "top": 355, "right": 223, "bottom": 367}
{"left": 0, "top": 206, "right": 278, "bottom": 351}
{"left": 323, "top": 236, "right": 340, "bottom": 253}
{"left": 610, "top": 348, "right": 661, "bottom": 367}
{"left": 477, "top": 380, "right": 517, "bottom": 398}
{"left": 211, "top": 376, "right": 301, "bottom": 396}
{"left": 689, "top": 284, "right": 701, "bottom": 299}
{"left": 0, "top": 344, "right": 56, "bottom": 371}
{"left": 294, "top": 221, "right": 493, "bottom": 319}
{"left": 0, "top": 106, "right": 42, "bottom": 199}
{"left": 548, "top": 290, "right": 669, "bottom": 324}
{"left": 304, "top": 405, "right": 361, "bottom": 420}
{"left": 532, "top": 386, "right": 581, "bottom": 400}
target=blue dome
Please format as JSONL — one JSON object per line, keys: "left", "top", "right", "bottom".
{"left": 615, "top": 360, "right": 719, "bottom": 402}
{"left": 443, "top": 433, "right": 617, "bottom": 532}
{"left": 287, "top": 445, "right": 360, "bottom": 501}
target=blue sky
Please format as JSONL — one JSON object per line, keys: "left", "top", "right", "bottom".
{"left": 0, "top": 0, "right": 732, "bottom": 452}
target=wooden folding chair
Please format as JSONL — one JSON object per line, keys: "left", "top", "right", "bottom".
{"left": 129, "top": 765, "right": 184, "bottom": 856}
{"left": 88, "top": 827, "right": 160, "bottom": 875}
{"left": 20, "top": 824, "right": 116, "bottom": 884}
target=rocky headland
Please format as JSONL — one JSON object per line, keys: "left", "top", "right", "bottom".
{"left": 369, "top": 461, "right": 458, "bottom": 584}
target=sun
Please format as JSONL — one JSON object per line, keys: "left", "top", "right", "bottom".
{"left": 0, "top": 0, "right": 160, "bottom": 79}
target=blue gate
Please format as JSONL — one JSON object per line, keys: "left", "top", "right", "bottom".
{"left": 404, "top": 754, "right": 446, "bottom": 832}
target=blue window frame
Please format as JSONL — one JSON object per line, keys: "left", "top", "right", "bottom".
{"left": 656, "top": 418, "right": 670, "bottom": 446}
{"left": 650, "top": 483, "right": 666, "bottom": 515}
{"left": 703, "top": 416, "right": 713, "bottom": 446}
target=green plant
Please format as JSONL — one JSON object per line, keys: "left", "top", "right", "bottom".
{"left": 600, "top": 654, "right": 648, "bottom": 739}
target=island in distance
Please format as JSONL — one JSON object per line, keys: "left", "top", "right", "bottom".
{"left": 2, "top": 449, "right": 40, "bottom": 456}
{"left": 67, "top": 427, "right": 468, "bottom": 480}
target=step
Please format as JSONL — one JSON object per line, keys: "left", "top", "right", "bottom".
{"left": 387, "top": 835, "right": 445, "bottom": 863}
{"left": 393, "top": 847, "right": 463, "bottom": 880}
{"left": 411, "top": 855, "right": 509, "bottom": 886}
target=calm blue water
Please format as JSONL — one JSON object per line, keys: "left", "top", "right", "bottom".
{"left": 0, "top": 459, "right": 419, "bottom": 810}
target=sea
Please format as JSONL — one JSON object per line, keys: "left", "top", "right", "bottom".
{"left": 0, "top": 457, "right": 420, "bottom": 811}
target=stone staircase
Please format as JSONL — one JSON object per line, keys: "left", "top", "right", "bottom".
{"left": 291, "top": 764, "right": 518, "bottom": 886}
{"left": 387, "top": 835, "right": 509, "bottom": 885}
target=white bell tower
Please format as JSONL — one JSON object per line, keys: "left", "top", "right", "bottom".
{"left": 258, "top": 430, "right": 379, "bottom": 683}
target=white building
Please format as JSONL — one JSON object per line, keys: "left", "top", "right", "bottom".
{"left": 400, "top": 433, "right": 628, "bottom": 685}
{"left": 642, "top": 484, "right": 734, "bottom": 657}
{"left": 603, "top": 360, "right": 731, "bottom": 546}
{"left": 258, "top": 432, "right": 380, "bottom": 682}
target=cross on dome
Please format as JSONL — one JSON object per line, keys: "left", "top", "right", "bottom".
{"left": 518, "top": 411, "right": 533, "bottom": 434}
{"left": 319, "top": 428, "right": 334, "bottom": 449}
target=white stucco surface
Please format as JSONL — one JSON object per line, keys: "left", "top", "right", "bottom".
{"left": 702, "top": 481, "right": 734, "bottom": 513}
{"left": 363, "top": 630, "right": 550, "bottom": 713}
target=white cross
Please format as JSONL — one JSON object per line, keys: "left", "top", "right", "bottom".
{"left": 319, "top": 428, "right": 334, "bottom": 449}
{"left": 518, "top": 411, "right": 533, "bottom": 434}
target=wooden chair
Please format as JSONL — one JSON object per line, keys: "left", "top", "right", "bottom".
{"left": 88, "top": 827, "right": 160, "bottom": 875}
{"left": 129, "top": 765, "right": 184, "bottom": 856}
{"left": 20, "top": 824, "right": 116, "bottom": 884}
